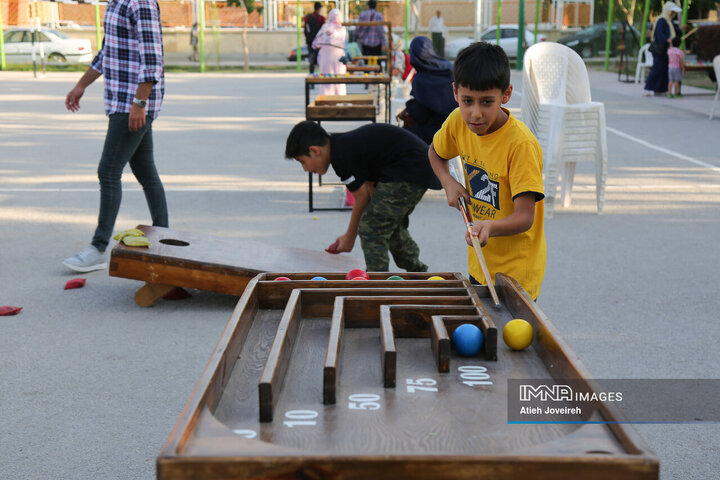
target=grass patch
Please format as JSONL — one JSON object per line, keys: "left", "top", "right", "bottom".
{"left": 1, "top": 63, "right": 300, "bottom": 74}
{"left": 164, "top": 64, "right": 297, "bottom": 73}
{"left": 0, "top": 63, "right": 88, "bottom": 72}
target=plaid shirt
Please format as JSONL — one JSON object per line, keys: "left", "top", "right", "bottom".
{"left": 356, "top": 9, "right": 387, "bottom": 47}
{"left": 90, "top": 0, "right": 165, "bottom": 119}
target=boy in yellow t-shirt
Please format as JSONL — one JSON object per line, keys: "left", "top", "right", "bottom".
{"left": 428, "top": 42, "right": 546, "bottom": 300}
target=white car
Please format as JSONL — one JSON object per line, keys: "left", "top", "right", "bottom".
{"left": 445, "top": 25, "right": 547, "bottom": 60}
{"left": 2, "top": 28, "right": 93, "bottom": 64}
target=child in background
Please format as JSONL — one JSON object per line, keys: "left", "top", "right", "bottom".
{"left": 427, "top": 42, "right": 546, "bottom": 300}
{"left": 667, "top": 37, "right": 685, "bottom": 98}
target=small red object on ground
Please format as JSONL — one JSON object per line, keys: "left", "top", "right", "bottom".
{"left": 163, "top": 287, "right": 192, "bottom": 300}
{"left": 64, "top": 278, "right": 86, "bottom": 290}
{"left": 325, "top": 240, "right": 340, "bottom": 254}
{"left": 0, "top": 306, "right": 22, "bottom": 316}
{"left": 346, "top": 268, "right": 369, "bottom": 280}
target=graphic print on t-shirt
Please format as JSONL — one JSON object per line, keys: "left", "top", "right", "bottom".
{"left": 465, "top": 162, "right": 500, "bottom": 216}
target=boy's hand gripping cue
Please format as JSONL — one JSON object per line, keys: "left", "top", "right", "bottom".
{"left": 451, "top": 167, "right": 501, "bottom": 308}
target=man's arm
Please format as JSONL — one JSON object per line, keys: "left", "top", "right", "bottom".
{"left": 467, "top": 192, "right": 536, "bottom": 247}
{"left": 334, "top": 181, "right": 374, "bottom": 252}
{"left": 129, "top": 0, "right": 163, "bottom": 131}
{"left": 428, "top": 143, "right": 468, "bottom": 210}
{"left": 65, "top": 67, "right": 102, "bottom": 112}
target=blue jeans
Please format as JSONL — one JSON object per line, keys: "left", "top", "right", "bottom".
{"left": 91, "top": 113, "right": 168, "bottom": 251}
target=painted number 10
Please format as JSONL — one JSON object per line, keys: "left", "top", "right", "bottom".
{"left": 458, "top": 365, "right": 492, "bottom": 386}
{"left": 283, "top": 409, "right": 318, "bottom": 428}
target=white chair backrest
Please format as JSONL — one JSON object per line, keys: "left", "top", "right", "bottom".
{"left": 638, "top": 43, "right": 653, "bottom": 65}
{"left": 714, "top": 55, "right": 720, "bottom": 83}
{"left": 521, "top": 42, "right": 593, "bottom": 132}
{"left": 523, "top": 42, "right": 592, "bottom": 105}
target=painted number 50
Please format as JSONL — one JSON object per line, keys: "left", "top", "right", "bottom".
{"left": 348, "top": 393, "right": 381, "bottom": 410}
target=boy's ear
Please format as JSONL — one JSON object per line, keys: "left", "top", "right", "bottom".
{"left": 308, "top": 145, "right": 321, "bottom": 157}
{"left": 452, "top": 82, "right": 459, "bottom": 102}
{"left": 502, "top": 85, "right": 513, "bottom": 104}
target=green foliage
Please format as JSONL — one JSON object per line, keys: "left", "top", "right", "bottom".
{"left": 226, "top": 0, "right": 256, "bottom": 14}
{"left": 593, "top": 0, "right": 720, "bottom": 24}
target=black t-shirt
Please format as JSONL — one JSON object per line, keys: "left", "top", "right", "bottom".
{"left": 329, "top": 124, "right": 442, "bottom": 192}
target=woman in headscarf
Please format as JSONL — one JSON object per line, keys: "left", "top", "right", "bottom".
{"left": 312, "top": 8, "right": 348, "bottom": 96}
{"left": 398, "top": 36, "right": 457, "bottom": 144}
{"left": 643, "top": 1, "right": 683, "bottom": 95}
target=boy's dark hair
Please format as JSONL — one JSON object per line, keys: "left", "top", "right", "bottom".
{"left": 285, "top": 121, "right": 330, "bottom": 159}
{"left": 314, "top": 2, "right": 321, "bottom": 11}
{"left": 671, "top": 36, "right": 681, "bottom": 48}
{"left": 368, "top": 0, "right": 377, "bottom": 9}
{"left": 453, "top": 42, "right": 510, "bottom": 92}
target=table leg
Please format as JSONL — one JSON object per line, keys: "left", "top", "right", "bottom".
{"left": 135, "top": 282, "right": 176, "bottom": 307}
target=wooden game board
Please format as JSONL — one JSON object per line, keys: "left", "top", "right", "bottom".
{"left": 157, "top": 272, "right": 659, "bottom": 479}
{"left": 108, "top": 226, "right": 364, "bottom": 307}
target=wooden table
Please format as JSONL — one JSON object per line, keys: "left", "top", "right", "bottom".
{"left": 108, "top": 225, "right": 364, "bottom": 307}
{"left": 157, "top": 272, "right": 659, "bottom": 479}
{"left": 305, "top": 75, "right": 392, "bottom": 124}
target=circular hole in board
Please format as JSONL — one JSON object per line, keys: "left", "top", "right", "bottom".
{"left": 159, "top": 238, "right": 190, "bottom": 247}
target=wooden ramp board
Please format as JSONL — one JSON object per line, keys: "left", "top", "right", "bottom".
{"left": 157, "top": 272, "right": 658, "bottom": 480}
{"left": 109, "top": 225, "right": 365, "bottom": 305}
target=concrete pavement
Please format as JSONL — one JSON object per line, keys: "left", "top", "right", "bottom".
{"left": 1, "top": 68, "right": 719, "bottom": 479}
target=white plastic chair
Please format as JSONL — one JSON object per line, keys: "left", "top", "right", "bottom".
{"left": 521, "top": 42, "right": 608, "bottom": 218}
{"left": 634, "top": 43, "right": 653, "bottom": 84}
{"left": 709, "top": 55, "right": 720, "bottom": 120}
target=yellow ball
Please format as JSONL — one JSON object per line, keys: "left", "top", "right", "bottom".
{"left": 503, "top": 319, "right": 534, "bottom": 351}
{"left": 427, "top": 276, "right": 445, "bottom": 280}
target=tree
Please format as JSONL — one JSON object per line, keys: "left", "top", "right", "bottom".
{"left": 227, "top": 0, "right": 258, "bottom": 71}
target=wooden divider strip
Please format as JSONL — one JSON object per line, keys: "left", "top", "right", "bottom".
{"left": 258, "top": 289, "right": 302, "bottom": 422}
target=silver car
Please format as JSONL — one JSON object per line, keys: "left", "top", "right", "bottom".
{"left": 2, "top": 28, "right": 93, "bottom": 64}
{"left": 445, "top": 25, "right": 547, "bottom": 60}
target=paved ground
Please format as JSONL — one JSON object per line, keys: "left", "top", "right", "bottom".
{"left": 1, "top": 66, "right": 719, "bottom": 480}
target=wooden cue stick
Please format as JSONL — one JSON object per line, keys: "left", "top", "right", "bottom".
{"left": 457, "top": 196, "right": 501, "bottom": 308}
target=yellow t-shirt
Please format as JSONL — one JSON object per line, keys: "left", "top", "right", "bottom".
{"left": 433, "top": 108, "right": 546, "bottom": 299}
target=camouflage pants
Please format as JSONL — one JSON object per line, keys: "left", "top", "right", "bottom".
{"left": 358, "top": 182, "right": 428, "bottom": 272}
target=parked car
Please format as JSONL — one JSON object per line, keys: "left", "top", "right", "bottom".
{"left": 287, "top": 45, "right": 309, "bottom": 62}
{"left": 2, "top": 28, "right": 93, "bottom": 64}
{"left": 557, "top": 22, "right": 641, "bottom": 58}
{"left": 445, "top": 25, "right": 547, "bottom": 60}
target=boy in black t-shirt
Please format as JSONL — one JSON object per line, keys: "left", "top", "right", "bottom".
{"left": 285, "top": 121, "right": 441, "bottom": 272}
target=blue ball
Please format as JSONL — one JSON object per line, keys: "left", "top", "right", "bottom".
{"left": 311, "top": 276, "right": 327, "bottom": 281}
{"left": 452, "top": 324, "right": 484, "bottom": 356}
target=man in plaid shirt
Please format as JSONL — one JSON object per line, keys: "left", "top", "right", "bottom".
{"left": 356, "top": 0, "right": 387, "bottom": 56}
{"left": 63, "top": 0, "right": 168, "bottom": 272}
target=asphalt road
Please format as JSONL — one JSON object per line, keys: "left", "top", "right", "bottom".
{"left": 1, "top": 68, "right": 719, "bottom": 480}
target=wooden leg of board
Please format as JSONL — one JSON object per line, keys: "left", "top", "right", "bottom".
{"left": 135, "top": 283, "right": 176, "bottom": 307}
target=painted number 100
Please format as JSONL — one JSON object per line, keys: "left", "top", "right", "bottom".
{"left": 458, "top": 365, "right": 492, "bottom": 386}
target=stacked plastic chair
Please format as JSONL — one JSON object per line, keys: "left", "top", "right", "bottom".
{"left": 709, "top": 55, "right": 720, "bottom": 120}
{"left": 521, "top": 42, "right": 608, "bottom": 218}
{"left": 634, "top": 43, "right": 653, "bottom": 84}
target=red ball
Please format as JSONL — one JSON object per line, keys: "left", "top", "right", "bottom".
{"left": 274, "top": 276, "right": 291, "bottom": 281}
{"left": 351, "top": 276, "right": 367, "bottom": 280}
{"left": 346, "top": 268, "right": 369, "bottom": 280}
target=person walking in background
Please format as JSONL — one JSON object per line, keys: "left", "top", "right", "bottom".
{"left": 62, "top": 0, "right": 168, "bottom": 272}
{"left": 312, "top": 8, "right": 348, "bottom": 95}
{"left": 644, "top": 1, "right": 682, "bottom": 96}
{"left": 189, "top": 22, "right": 199, "bottom": 61}
{"left": 666, "top": 36, "right": 685, "bottom": 98}
{"left": 356, "top": 0, "right": 386, "bottom": 56}
{"left": 428, "top": 10, "right": 445, "bottom": 57}
{"left": 397, "top": 36, "right": 456, "bottom": 145}
{"left": 304, "top": 2, "right": 326, "bottom": 74}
